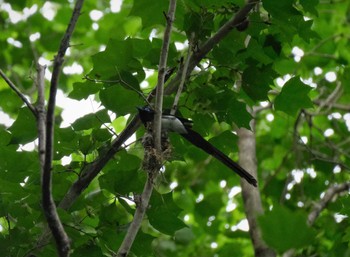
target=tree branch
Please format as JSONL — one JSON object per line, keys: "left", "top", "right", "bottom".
{"left": 313, "top": 82, "right": 349, "bottom": 112}
{"left": 315, "top": 81, "right": 342, "bottom": 113}
{"left": 41, "top": 0, "right": 84, "bottom": 256}
{"left": 189, "top": 0, "right": 259, "bottom": 67}
{"left": 36, "top": 64, "right": 46, "bottom": 167}
{"left": 308, "top": 181, "right": 350, "bottom": 225}
{"left": 115, "top": 179, "right": 154, "bottom": 257}
{"left": 116, "top": 1, "right": 177, "bottom": 256}
{"left": 154, "top": 0, "right": 177, "bottom": 150}
{"left": 313, "top": 100, "right": 350, "bottom": 111}
{"left": 283, "top": 181, "right": 350, "bottom": 257}
{"left": 0, "top": 68, "right": 37, "bottom": 117}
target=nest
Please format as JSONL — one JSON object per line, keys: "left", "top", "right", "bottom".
{"left": 141, "top": 126, "right": 172, "bottom": 175}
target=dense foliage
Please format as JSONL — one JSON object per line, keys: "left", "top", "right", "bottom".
{"left": 1, "top": 0, "right": 350, "bottom": 256}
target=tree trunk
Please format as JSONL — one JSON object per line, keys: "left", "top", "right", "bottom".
{"left": 238, "top": 124, "right": 276, "bottom": 257}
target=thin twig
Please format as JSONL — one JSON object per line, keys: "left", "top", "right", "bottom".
{"left": 84, "top": 72, "right": 154, "bottom": 108}
{"left": 115, "top": 68, "right": 151, "bottom": 105}
{"left": 115, "top": 180, "right": 154, "bottom": 257}
{"left": 171, "top": 34, "right": 193, "bottom": 115}
{"left": 315, "top": 81, "right": 342, "bottom": 113}
{"left": 116, "top": 1, "right": 177, "bottom": 256}
{"left": 83, "top": 74, "right": 151, "bottom": 105}
{"left": 0, "top": 68, "right": 37, "bottom": 117}
{"left": 308, "top": 182, "right": 350, "bottom": 225}
{"left": 41, "top": 0, "right": 85, "bottom": 256}
{"left": 153, "top": 0, "right": 177, "bottom": 150}
{"left": 34, "top": 64, "right": 52, "bottom": 256}
{"left": 313, "top": 100, "right": 350, "bottom": 111}
{"left": 309, "top": 33, "right": 344, "bottom": 53}
{"left": 36, "top": 64, "right": 46, "bottom": 167}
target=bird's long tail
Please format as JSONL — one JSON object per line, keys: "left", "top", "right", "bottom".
{"left": 180, "top": 129, "right": 257, "bottom": 187}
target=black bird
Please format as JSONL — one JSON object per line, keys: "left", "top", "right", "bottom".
{"left": 137, "top": 107, "right": 257, "bottom": 187}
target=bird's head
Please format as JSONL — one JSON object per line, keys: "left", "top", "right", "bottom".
{"left": 137, "top": 106, "right": 155, "bottom": 124}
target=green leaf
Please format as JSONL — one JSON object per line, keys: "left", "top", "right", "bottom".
{"left": 132, "top": 232, "right": 155, "bottom": 257}
{"left": 99, "top": 85, "right": 143, "bottom": 115}
{"left": 68, "top": 81, "right": 102, "bottom": 100}
{"left": 263, "top": 0, "right": 317, "bottom": 43}
{"left": 8, "top": 107, "right": 37, "bottom": 144}
{"left": 264, "top": 35, "right": 282, "bottom": 56}
{"left": 78, "top": 135, "right": 94, "bottom": 155}
{"left": 242, "top": 65, "right": 275, "bottom": 101}
{"left": 0, "top": 146, "right": 39, "bottom": 181}
{"left": 300, "top": 0, "right": 319, "bottom": 16}
{"left": 195, "top": 191, "right": 223, "bottom": 219}
{"left": 183, "top": 11, "right": 202, "bottom": 37}
{"left": 90, "top": 38, "right": 143, "bottom": 80}
{"left": 111, "top": 116, "right": 127, "bottom": 134}
{"left": 72, "top": 109, "right": 110, "bottom": 131}
{"left": 143, "top": 38, "right": 178, "bottom": 68}
{"left": 117, "top": 70, "right": 141, "bottom": 91}
{"left": 99, "top": 202, "right": 130, "bottom": 225}
{"left": 312, "top": 159, "right": 335, "bottom": 173}
{"left": 339, "top": 197, "right": 350, "bottom": 217}
{"left": 0, "top": 89, "right": 23, "bottom": 115}
{"left": 274, "top": 76, "right": 313, "bottom": 116}
{"left": 123, "top": 16, "right": 142, "bottom": 36}
{"left": 220, "top": 97, "right": 252, "bottom": 128}
{"left": 129, "top": 0, "right": 170, "bottom": 28}
{"left": 0, "top": 128, "right": 11, "bottom": 146}
{"left": 258, "top": 205, "right": 316, "bottom": 253}
{"left": 98, "top": 151, "right": 144, "bottom": 195}
{"left": 71, "top": 245, "right": 102, "bottom": 257}
{"left": 263, "top": 0, "right": 299, "bottom": 19}
{"left": 342, "top": 227, "right": 350, "bottom": 249}
{"left": 9, "top": 0, "right": 27, "bottom": 9}
{"left": 91, "top": 128, "right": 112, "bottom": 142}
{"left": 174, "top": 227, "right": 195, "bottom": 245}
{"left": 191, "top": 113, "right": 216, "bottom": 136}
{"left": 148, "top": 191, "right": 186, "bottom": 235}
{"left": 130, "top": 38, "right": 152, "bottom": 58}
{"left": 274, "top": 59, "right": 298, "bottom": 75}
{"left": 245, "top": 38, "right": 274, "bottom": 65}
{"left": 208, "top": 130, "right": 238, "bottom": 155}
{"left": 55, "top": 127, "right": 79, "bottom": 159}
{"left": 183, "top": 8, "right": 214, "bottom": 41}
